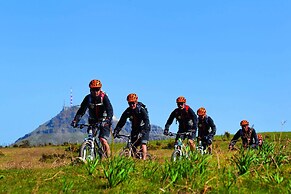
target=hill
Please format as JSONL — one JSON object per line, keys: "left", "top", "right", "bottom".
{"left": 14, "top": 106, "right": 165, "bottom": 146}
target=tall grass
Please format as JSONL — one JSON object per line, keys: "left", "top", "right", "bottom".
{"left": 101, "top": 156, "right": 135, "bottom": 188}
{"left": 0, "top": 132, "right": 290, "bottom": 193}
{"left": 231, "top": 148, "right": 258, "bottom": 175}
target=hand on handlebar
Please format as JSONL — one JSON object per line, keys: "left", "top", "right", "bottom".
{"left": 71, "top": 120, "right": 78, "bottom": 128}
{"left": 163, "top": 129, "right": 169, "bottom": 135}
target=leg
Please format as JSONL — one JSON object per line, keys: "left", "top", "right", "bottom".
{"left": 141, "top": 130, "right": 150, "bottom": 160}
{"left": 188, "top": 132, "right": 196, "bottom": 151}
{"left": 141, "top": 144, "right": 147, "bottom": 160}
{"left": 100, "top": 137, "right": 110, "bottom": 157}
{"left": 188, "top": 139, "right": 196, "bottom": 151}
{"left": 99, "top": 125, "right": 111, "bottom": 157}
{"left": 208, "top": 143, "right": 212, "bottom": 154}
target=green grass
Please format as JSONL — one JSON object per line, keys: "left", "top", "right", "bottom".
{"left": 0, "top": 132, "right": 290, "bottom": 193}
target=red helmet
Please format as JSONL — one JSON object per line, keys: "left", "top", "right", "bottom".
{"left": 257, "top": 134, "right": 263, "bottom": 140}
{"left": 197, "top": 107, "right": 206, "bottom": 116}
{"left": 89, "top": 79, "right": 102, "bottom": 88}
{"left": 240, "top": 120, "right": 249, "bottom": 126}
{"left": 127, "top": 93, "right": 138, "bottom": 102}
{"left": 176, "top": 96, "right": 186, "bottom": 103}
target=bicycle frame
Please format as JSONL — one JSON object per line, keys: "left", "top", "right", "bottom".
{"left": 77, "top": 123, "right": 105, "bottom": 161}
{"left": 197, "top": 139, "right": 207, "bottom": 155}
{"left": 116, "top": 134, "right": 151, "bottom": 160}
{"left": 168, "top": 132, "right": 192, "bottom": 161}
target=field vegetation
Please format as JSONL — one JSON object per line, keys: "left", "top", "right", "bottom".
{"left": 0, "top": 132, "right": 290, "bottom": 193}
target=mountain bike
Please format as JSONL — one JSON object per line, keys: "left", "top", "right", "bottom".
{"left": 116, "top": 134, "right": 152, "bottom": 160}
{"left": 196, "top": 138, "right": 207, "bottom": 155}
{"left": 77, "top": 123, "right": 107, "bottom": 161}
{"left": 167, "top": 132, "right": 192, "bottom": 161}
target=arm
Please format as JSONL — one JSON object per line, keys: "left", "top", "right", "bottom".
{"left": 229, "top": 129, "right": 242, "bottom": 148}
{"left": 72, "top": 95, "right": 89, "bottom": 125}
{"left": 252, "top": 128, "right": 259, "bottom": 147}
{"left": 207, "top": 116, "right": 216, "bottom": 138}
{"left": 188, "top": 107, "right": 197, "bottom": 138}
{"left": 103, "top": 94, "right": 113, "bottom": 119}
{"left": 164, "top": 110, "right": 176, "bottom": 134}
{"left": 165, "top": 110, "right": 176, "bottom": 129}
{"left": 140, "top": 107, "right": 150, "bottom": 132}
{"left": 114, "top": 109, "right": 130, "bottom": 134}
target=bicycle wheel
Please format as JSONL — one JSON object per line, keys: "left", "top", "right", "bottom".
{"left": 119, "top": 148, "right": 132, "bottom": 158}
{"left": 171, "top": 150, "right": 182, "bottom": 162}
{"left": 79, "top": 141, "right": 96, "bottom": 161}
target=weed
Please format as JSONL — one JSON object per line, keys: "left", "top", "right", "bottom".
{"left": 101, "top": 156, "right": 135, "bottom": 188}
{"left": 221, "top": 166, "right": 237, "bottom": 191}
{"left": 231, "top": 148, "right": 258, "bottom": 175}
{"left": 85, "top": 158, "right": 99, "bottom": 175}
{"left": 142, "top": 161, "right": 160, "bottom": 181}
{"left": 62, "top": 177, "right": 74, "bottom": 193}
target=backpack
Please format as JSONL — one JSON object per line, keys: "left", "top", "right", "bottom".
{"left": 88, "top": 91, "right": 106, "bottom": 106}
{"left": 137, "top": 102, "right": 149, "bottom": 116}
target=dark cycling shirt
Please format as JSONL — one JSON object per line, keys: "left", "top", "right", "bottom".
{"left": 197, "top": 116, "right": 216, "bottom": 139}
{"left": 165, "top": 105, "right": 197, "bottom": 132}
{"left": 229, "top": 127, "right": 258, "bottom": 148}
{"left": 75, "top": 92, "right": 113, "bottom": 122}
{"left": 115, "top": 102, "right": 150, "bottom": 135}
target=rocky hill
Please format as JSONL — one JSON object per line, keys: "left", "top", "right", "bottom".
{"left": 14, "top": 106, "right": 165, "bottom": 146}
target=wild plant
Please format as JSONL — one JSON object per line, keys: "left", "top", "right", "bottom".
{"left": 62, "top": 177, "right": 74, "bottom": 193}
{"left": 162, "top": 157, "right": 195, "bottom": 187}
{"left": 85, "top": 158, "right": 99, "bottom": 175}
{"left": 142, "top": 161, "right": 160, "bottom": 181}
{"left": 257, "top": 141, "right": 288, "bottom": 167}
{"left": 261, "top": 167, "right": 284, "bottom": 184}
{"left": 162, "top": 152, "right": 210, "bottom": 190}
{"left": 273, "top": 145, "right": 288, "bottom": 167}
{"left": 101, "top": 156, "right": 135, "bottom": 188}
{"left": 231, "top": 148, "right": 258, "bottom": 175}
{"left": 220, "top": 166, "right": 237, "bottom": 191}
{"left": 257, "top": 141, "right": 275, "bottom": 165}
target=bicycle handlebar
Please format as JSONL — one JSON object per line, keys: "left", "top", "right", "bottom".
{"left": 76, "top": 123, "right": 101, "bottom": 129}
{"left": 167, "top": 131, "right": 193, "bottom": 136}
{"left": 116, "top": 134, "right": 131, "bottom": 139}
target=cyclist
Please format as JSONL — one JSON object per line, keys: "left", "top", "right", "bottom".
{"left": 113, "top": 93, "right": 150, "bottom": 160}
{"left": 71, "top": 79, "right": 113, "bottom": 157}
{"left": 197, "top": 107, "right": 216, "bottom": 154}
{"left": 257, "top": 134, "right": 263, "bottom": 148}
{"left": 229, "top": 120, "right": 259, "bottom": 150}
{"left": 163, "top": 96, "right": 197, "bottom": 151}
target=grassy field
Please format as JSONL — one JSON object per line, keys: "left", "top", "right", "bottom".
{"left": 0, "top": 132, "right": 290, "bottom": 193}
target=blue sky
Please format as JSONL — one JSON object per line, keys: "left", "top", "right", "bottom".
{"left": 0, "top": 1, "right": 290, "bottom": 145}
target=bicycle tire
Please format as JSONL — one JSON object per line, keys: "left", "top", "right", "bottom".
{"left": 171, "top": 150, "right": 182, "bottom": 162}
{"left": 79, "top": 141, "right": 96, "bottom": 161}
{"left": 119, "top": 148, "right": 132, "bottom": 158}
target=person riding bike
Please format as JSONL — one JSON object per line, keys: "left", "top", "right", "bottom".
{"left": 229, "top": 120, "right": 259, "bottom": 150}
{"left": 163, "top": 96, "right": 197, "bottom": 151}
{"left": 113, "top": 93, "right": 150, "bottom": 160}
{"left": 71, "top": 79, "right": 113, "bottom": 157}
{"left": 197, "top": 107, "right": 216, "bottom": 154}
{"left": 257, "top": 134, "right": 263, "bottom": 148}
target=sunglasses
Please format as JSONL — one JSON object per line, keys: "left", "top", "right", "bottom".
{"left": 128, "top": 102, "right": 136, "bottom": 105}
{"left": 90, "top": 88, "right": 100, "bottom": 92}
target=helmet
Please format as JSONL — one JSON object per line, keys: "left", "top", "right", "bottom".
{"left": 240, "top": 120, "right": 249, "bottom": 126}
{"left": 257, "top": 134, "right": 263, "bottom": 140}
{"left": 176, "top": 96, "right": 186, "bottom": 103}
{"left": 197, "top": 107, "right": 206, "bottom": 116}
{"left": 89, "top": 79, "right": 102, "bottom": 88}
{"left": 127, "top": 93, "right": 138, "bottom": 102}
